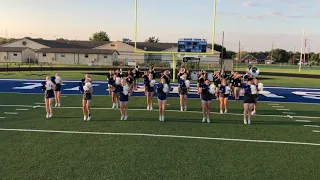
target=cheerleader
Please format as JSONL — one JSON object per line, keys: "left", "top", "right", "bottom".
{"left": 199, "top": 79, "right": 216, "bottom": 123}
{"left": 149, "top": 66, "right": 156, "bottom": 79}
{"left": 197, "top": 72, "right": 205, "bottom": 99}
{"left": 145, "top": 73, "right": 155, "bottom": 110}
{"left": 132, "top": 67, "right": 139, "bottom": 90}
{"left": 242, "top": 78, "right": 256, "bottom": 125}
{"left": 44, "top": 76, "right": 55, "bottom": 119}
{"left": 110, "top": 74, "right": 120, "bottom": 108}
{"left": 54, "top": 73, "right": 62, "bottom": 107}
{"left": 219, "top": 79, "right": 231, "bottom": 114}
{"left": 186, "top": 69, "right": 191, "bottom": 81}
{"left": 119, "top": 79, "right": 130, "bottom": 120}
{"left": 252, "top": 78, "right": 264, "bottom": 115}
{"left": 162, "top": 70, "right": 171, "bottom": 91}
{"left": 126, "top": 70, "right": 134, "bottom": 91}
{"left": 157, "top": 77, "right": 169, "bottom": 121}
{"left": 178, "top": 74, "right": 190, "bottom": 112}
{"left": 233, "top": 73, "right": 242, "bottom": 100}
{"left": 82, "top": 78, "right": 93, "bottom": 121}
{"left": 114, "top": 76, "right": 121, "bottom": 108}
{"left": 214, "top": 74, "right": 222, "bottom": 100}
{"left": 107, "top": 70, "right": 114, "bottom": 96}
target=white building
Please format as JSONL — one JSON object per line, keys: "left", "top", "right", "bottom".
{"left": 36, "top": 48, "right": 119, "bottom": 66}
{"left": 0, "top": 47, "right": 36, "bottom": 63}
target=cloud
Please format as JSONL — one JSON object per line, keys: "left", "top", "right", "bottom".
{"left": 243, "top": 14, "right": 265, "bottom": 19}
{"left": 293, "top": 4, "right": 311, "bottom": 9}
{"left": 283, "top": 15, "right": 306, "bottom": 19}
{"left": 267, "top": 11, "right": 283, "bottom": 16}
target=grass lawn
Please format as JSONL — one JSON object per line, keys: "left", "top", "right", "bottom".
{"left": 0, "top": 93, "right": 320, "bottom": 179}
{"left": 1, "top": 71, "right": 320, "bottom": 88}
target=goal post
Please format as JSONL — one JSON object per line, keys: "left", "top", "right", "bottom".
{"left": 133, "top": 0, "right": 218, "bottom": 82}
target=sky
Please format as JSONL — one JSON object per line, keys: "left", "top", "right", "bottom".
{"left": 0, "top": 0, "right": 319, "bottom": 52}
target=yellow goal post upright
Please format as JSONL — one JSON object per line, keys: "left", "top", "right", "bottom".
{"left": 133, "top": 0, "right": 217, "bottom": 82}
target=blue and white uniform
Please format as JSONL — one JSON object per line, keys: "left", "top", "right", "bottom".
{"left": 45, "top": 81, "right": 55, "bottom": 99}
{"left": 219, "top": 85, "right": 231, "bottom": 98}
{"left": 83, "top": 82, "right": 92, "bottom": 101}
{"left": 145, "top": 79, "right": 156, "bottom": 93}
{"left": 243, "top": 84, "right": 257, "bottom": 104}
{"left": 201, "top": 84, "right": 216, "bottom": 102}
{"left": 55, "top": 76, "right": 62, "bottom": 92}
{"left": 178, "top": 78, "right": 189, "bottom": 95}
{"left": 157, "top": 83, "right": 169, "bottom": 100}
{"left": 119, "top": 85, "right": 130, "bottom": 102}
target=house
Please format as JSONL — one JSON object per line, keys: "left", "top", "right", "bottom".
{"left": 1, "top": 37, "right": 108, "bottom": 50}
{"left": 36, "top": 48, "right": 119, "bottom": 66}
{"left": 237, "top": 53, "right": 275, "bottom": 64}
{"left": 0, "top": 47, "right": 36, "bottom": 63}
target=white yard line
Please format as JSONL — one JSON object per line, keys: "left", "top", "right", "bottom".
{"left": 34, "top": 103, "right": 45, "bottom": 105}
{"left": 304, "top": 125, "right": 320, "bottom": 128}
{"left": 313, "top": 130, "right": 320, "bottom": 133}
{"left": 4, "top": 112, "right": 18, "bottom": 115}
{"left": 268, "top": 103, "right": 280, "bottom": 106}
{"left": 15, "top": 109, "right": 29, "bottom": 111}
{"left": 282, "top": 112, "right": 296, "bottom": 114}
{"left": 0, "top": 104, "right": 319, "bottom": 119}
{"left": 0, "top": 117, "right": 5, "bottom": 119}
{"left": 272, "top": 106, "right": 284, "bottom": 108}
{"left": 295, "top": 120, "right": 311, "bottom": 123}
{"left": 0, "top": 128, "right": 319, "bottom": 146}
{"left": 277, "top": 109, "right": 290, "bottom": 111}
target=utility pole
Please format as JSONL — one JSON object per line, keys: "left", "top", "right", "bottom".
{"left": 271, "top": 42, "right": 274, "bottom": 61}
{"left": 221, "top": 31, "right": 224, "bottom": 69}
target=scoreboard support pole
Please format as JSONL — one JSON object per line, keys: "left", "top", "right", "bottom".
{"left": 172, "top": 54, "right": 176, "bottom": 82}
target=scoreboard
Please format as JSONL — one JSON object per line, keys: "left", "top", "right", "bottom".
{"left": 178, "top": 38, "right": 207, "bottom": 53}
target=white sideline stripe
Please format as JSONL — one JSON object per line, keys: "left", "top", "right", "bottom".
{"left": 0, "top": 128, "right": 319, "bottom": 146}
{"left": 0, "top": 117, "right": 5, "bottom": 119}
{"left": 313, "top": 130, "right": 320, "bottom": 133}
{"left": 277, "top": 109, "right": 290, "bottom": 111}
{"left": 0, "top": 104, "right": 319, "bottom": 119}
{"left": 4, "top": 112, "right": 18, "bottom": 115}
{"left": 61, "top": 96, "right": 67, "bottom": 98}
{"left": 282, "top": 112, "right": 296, "bottom": 114}
{"left": 35, "top": 103, "right": 45, "bottom": 105}
{"left": 269, "top": 104, "right": 280, "bottom": 106}
{"left": 295, "top": 120, "right": 311, "bottom": 123}
{"left": 304, "top": 125, "right": 320, "bottom": 128}
{"left": 272, "top": 106, "right": 284, "bottom": 108}
{"left": 287, "top": 115, "right": 293, "bottom": 119}
{"left": 0, "top": 92, "right": 319, "bottom": 105}
{"left": 15, "top": 109, "right": 29, "bottom": 111}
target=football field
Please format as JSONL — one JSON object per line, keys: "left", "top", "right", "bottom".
{"left": 0, "top": 88, "right": 320, "bottom": 179}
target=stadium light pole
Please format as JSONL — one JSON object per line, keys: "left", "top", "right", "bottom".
{"left": 299, "top": 26, "right": 305, "bottom": 73}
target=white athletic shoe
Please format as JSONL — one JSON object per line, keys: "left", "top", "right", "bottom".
{"left": 224, "top": 110, "right": 228, "bottom": 114}
{"left": 184, "top": 106, "right": 187, "bottom": 112}
{"left": 251, "top": 111, "right": 256, "bottom": 115}
{"left": 116, "top": 104, "right": 119, "bottom": 109}
{"left": 180, "top": 107, "right": 184, "bottom": 112}
{"left": 159, "top": 116, "right": 162, "bottom": 121}
{"left": 124, "top": 116, "right": 128, "bottom": 121}
{"left": 84, "top": 116, "right": 87, "bottom": 121}
{"left": 46, "top": 114, "right": 49, "bottom": 119}
{"left": 87, "top": 116, "right": 91, "bottom": 121}
{"left": 58, "top": 103, "right": 61, "bottom": 107}
{"left": 248, "top": 120, "right": 251, "bottom": 125}
{"left": 162, "top": 116, "right": 164, "bottom": 122}
{"left": 244, "top": 119, "right": 247, "bottom": 125}
{"left": 207, "top": 119, "right": 210, "bottom": 123}
{"left": 147, "top": 106, "right": 150, "bottom": 110}
{"left": 112, "top": 103, "right": 115, "bottom": 109}
{"left": 202, "top": 118, "right": 206, "bottom": 123}
{"left": 150, "top": 106, "right": 153, "bottom": 110}
{"left": 220, "top": 110, "right": 223, "bottom": 114}
{"left": 55, "top": 104, "right": 58, "bottom": 107}
{"left": 121, "top": 116, "right": 124, "bottom": 120}
{"left": 49, "top": 114, "right": 52, "bottom": 118}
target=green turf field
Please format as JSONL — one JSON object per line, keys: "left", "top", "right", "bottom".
{"left": 0, "top": 93, "right": 319, "bottom": 179}
{"left": 1, "top": 71, "right": 320, "bottom": 88}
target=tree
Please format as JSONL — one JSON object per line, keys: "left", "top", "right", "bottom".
{"left": 89, "top": 31, "right": 110, "bottom": 41}
{"left": 310, "top": 53, "right": 320, "bottom": 65}
{"left": 145, "top": 37, "right": 160, "bottom": 43}
{"left": 0, "top": 37, "right": 15, "bottom": 45}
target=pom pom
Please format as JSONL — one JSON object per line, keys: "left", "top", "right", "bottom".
{"left": 163, "top": 84, "right": 169, "bottom": 93}
{"left": 115, "top": 77, "right": 121, "bottom": 85}
{"left": 185, "top": 80, "right": 190, "bottom": 88}
{"left": 209, "top": 84, "right": 216, "bottom": 94}
{"left": 55, "top": 77, "right": 61, "bottom": 84}
{"left": 83, "top": 83, "right": 92, "bottom": 91}
{"left": 258, "top": 83, "right": 264, "bottom": 91}
{"left": 225, "top": 86, "right": 231, "bottom": 94}
{"left": 250, "top": 85, "right": 257, "bottom": 95}
{"left": 150, "top": 80, "right": 156, "bottom": 87}
{"left": 123, "top": 85, "right": 129, "bottom": 95}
